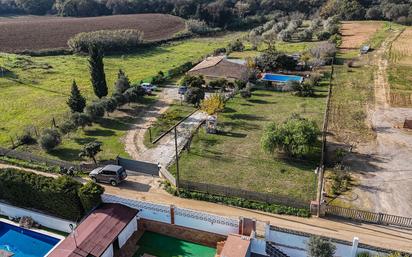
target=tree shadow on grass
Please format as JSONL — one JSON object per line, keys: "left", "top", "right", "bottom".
{"left": 222, "top": 107, "right": 236, "bottom": 113}
{"left": 97, "top": 118, "right": 130, "bottom": 131}
{"left": 73, "top": 137, "right": 97, "bottom": 145}
{"left": 84, "top": 128, "right": 115, "bottom": 137}
{"left": 248, "top": 99, "right": 273, "bottom": 104}
{"left": 252, "top": 93, "right": 273, "bottom": 97}
{"left": 48, "top": 147, "right": 83, "bottom": 162}
{"left": 228, "top": 113, "right": 267, "bottom": 121}
{"left": 223, "top": 121, "right": 260, "bottom": 131}
{"left": 217, "top": 130, "right": 247, "bottom": 138}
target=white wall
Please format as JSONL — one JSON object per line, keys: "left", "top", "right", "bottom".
{"left": 174, "top": 207, "right": 239, "bottom": 236}
{"left": 268, "top": 228, "right": 386, "bottom": 257}
{"left": 118, "top": 218, "right": 138, "bottom": 248}
{"left": 250, "top": 238, "right": 267, "bottom": 256}
{"left": 102, "top": 194, "right": 171, "bottom": 223}
{"left": 101, "top": 194, "right": 239, "bottom": 236}
{"left": 101, "top": 244, "right": 114, "bottom": 257}
{"left": 0, "top": 202, "right": 75, "bottom": 233}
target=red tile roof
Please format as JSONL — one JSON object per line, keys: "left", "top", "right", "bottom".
{"left": 48, "top": 203, "right": 138, "bottom": 257}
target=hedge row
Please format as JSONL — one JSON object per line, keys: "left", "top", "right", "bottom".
{"left": 163, "top": 182, "right": 310, "bottom": 217}
{"left": 68, "top": 29, "right": 144, "bottom": 53}
{"left": 0, "top": 168, "right": 104, "bottom": 220}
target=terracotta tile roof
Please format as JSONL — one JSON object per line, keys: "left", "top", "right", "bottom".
{"left": 48, "top": 203, "right": 138, "bottom": 257}
{"left": 188, "top": 57, "right": 248, "bottom": 81}
{"left": 220, "top": 234, "right": 251, "bottom": 257}
{"left": 189, "top": 56, "right": 225, "bottom": 72}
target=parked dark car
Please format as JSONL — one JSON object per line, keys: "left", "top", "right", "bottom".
{"left": 89, "top": 165, "right": 127, "bottom": 186}
{"left": 178, "top": 86, "right": 188, "bottom": 95}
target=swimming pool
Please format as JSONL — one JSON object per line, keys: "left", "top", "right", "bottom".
{"left": 0, "top": 221, "right": 60, "bottom": 257}
{"left": 262, "top": 73, "right": 304, "bottom": 83}
{"left": 134, "top": 231, "right": 216, "bottom": 257}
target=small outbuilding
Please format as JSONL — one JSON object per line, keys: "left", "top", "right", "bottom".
{"left": 404, "top": 119, "right": 412, "bottom": 129}
{"left": 47, "top": 203, "right": 138, "bottom": 257}
{"left": 188, "top": 56, "right": 248, "bottom": 82}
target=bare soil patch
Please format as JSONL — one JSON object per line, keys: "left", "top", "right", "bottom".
{"left": 340, "top": 21, "right": 382, "bottom": 51}
{"left": 0, "top": 14, "right": 185, "bottom": 52}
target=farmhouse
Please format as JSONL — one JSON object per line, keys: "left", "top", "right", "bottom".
{"left": 187, "top": 55, "right": 248, "bottom": 82}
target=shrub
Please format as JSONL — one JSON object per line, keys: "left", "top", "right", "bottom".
{"left": 114, "top": 69, "right": 131, "bottom": 94}
{"left": 307, "top": 236, "right": 336, "bottom": 257}
{"left": 163, "top": 182, "right": 310, "bottom": 217}
{"left": 112, "top": 92, "right": 128, "bottom": 106}
{"left": 85, "top": 101, "right": 106, "bottom": 120}
{"left": 297, "top": 29, "right": 313, "bottom": 41}
{"left": 167, "top": 62, "right": 193, "bottom": 78}
{"left": 261, "top": 114, "right": 319, "bottom": 157}
{"left": 18, "top": 128, "right": 36, "bottom": 145}
{"left": 235, "top": 80, "right": 247, "bottom": 90}
{"left": 0, "top": 168, "right": 84, "bottom": 220}
{"left": 151, "top": 71, "right": 166, "bottom": 85}
{"left": 277, "top": 29, "right": 292, "bottom": 42}
{"left": 328, "top": 34, "right": 342, "bottom": 46}
{"left": 68, "top": 29, "right": 143, "bottom": 53}
{"left": 67, "top": 80, "right": 86, "bottom": 113}
{"left": 316, "top": 30, "right": 332, "bottom": 41}
{"left": 102, "top": 97, "right": 118, "bottom": 114}
{"left": 186, "top": 19, "right": 219, "bottom": 35}
{"left": 291, "top": 81, "right": 315, "bottom": 97}
{"left": 240, "top": 88, "right": 252, "bottom": 98}
{"left": 124, "top": 86, "right": 145, "bottom": 102}
{"left": 180, "top": 75, "right": 205, "bottom": 88}
{"left": 78, "top": 181, "right": 104, "bottom": 213}
{"left": 201, "top": 94, "right": 225, "bottom": 115}
{"left": 185, "top": 87, "right": 205, "bottom": 107}
{"left": 71, "top": 112, "right": 92, "bottom": 129}
{"left": 208, "top": 78, "right": 228, "bottom": 89}
{"left": 59, "top": 119, "right": 77, "bottom": 135}
{"left": 227, "top": 39, "right": 245, "bottom": 52}
{"left": 213, "top": 48, "right": 227, "bottom": 55}
{"left": 39, "top": 128, "right": 61, "bottom": 151}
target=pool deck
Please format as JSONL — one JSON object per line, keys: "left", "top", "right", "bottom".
{"left": 0, "top": 217, "right": 65, "bottom": 240}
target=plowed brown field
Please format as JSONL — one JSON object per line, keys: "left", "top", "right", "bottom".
{"left": 0, "top": 13, "right": 185, "bottom": 52}
{"left": 340, "top": 21, "right": 382, "bottom": 51}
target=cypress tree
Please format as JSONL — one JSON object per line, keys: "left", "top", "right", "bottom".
{"left": 88, "top": 45, "right": 108, "bottom": 98}
{"left": 67, "top": 80, "right": 86, "bottom": 113}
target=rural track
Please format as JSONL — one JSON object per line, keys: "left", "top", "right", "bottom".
{"left": 344, "top": 28, "right": 412, "bottom": 217}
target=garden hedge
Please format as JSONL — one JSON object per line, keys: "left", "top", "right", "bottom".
{"left": 0, "top": 168, "right": 104, "bottom": 220}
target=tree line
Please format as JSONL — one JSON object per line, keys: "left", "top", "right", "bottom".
{"left": 1, "top": 0, "right": 411, "bottom": 26}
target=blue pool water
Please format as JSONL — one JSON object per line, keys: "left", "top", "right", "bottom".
{"left": 0, "top": 221, "right": 60, "bottom": 257}
{"left": 262, "top": 73, "right": 303, "bottom": 83}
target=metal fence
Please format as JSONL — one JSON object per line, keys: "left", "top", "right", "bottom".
{"left": 325, "top": 205, "right": 412, "bottom": 228}
{"left": 116, "top": 156, "right": 159, "bottom": 176}
{"left": 180, "top": 180, "right": 309, "bottom": 209}
{"left": 266, "top": 242, "right": 290, "bottom": 257}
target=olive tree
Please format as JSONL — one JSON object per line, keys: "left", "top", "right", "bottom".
{"left": 307, "top": 236, "right": 336, "bottom": 257}
{"left": 261, "top": 114, "right": 319, "bottom": 157}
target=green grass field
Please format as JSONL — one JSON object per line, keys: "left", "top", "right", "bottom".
{"left": 169, "top": 83, "right": 328, "bottom": 202}
{"left": 0, "top": 33, "right": 243, "bottom": 161}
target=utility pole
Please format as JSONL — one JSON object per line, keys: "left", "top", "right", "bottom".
{"left": 174, "top": 127, "right": 180, "bottom": 189}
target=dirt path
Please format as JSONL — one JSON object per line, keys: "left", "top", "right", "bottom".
{"left": 342, "top": 29, "right": 412, "bottom": 216}
{"left": 0, "top": 163, "right": 58, "bottom": 178}
{"left": 124, "top": 86, "right": 179, "bottom": 160}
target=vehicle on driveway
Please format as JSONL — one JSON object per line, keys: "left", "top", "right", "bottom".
{"left": 89, "top": 165, "right": 127, "bottom": 186}
{"left": 178, "top": 86, "right": 188, "bottom": 95}
{"left": 141, "top": 82, "right": 157, "bottom": 94}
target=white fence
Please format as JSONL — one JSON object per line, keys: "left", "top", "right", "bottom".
{"left": 101, "top": 194, "right": 239, "bottom": 236}
{"left": 0, "top": 202, "right": 75, "bottom": 233}
{"left": 267, "top": 226, "right": 388, "bottom": 257}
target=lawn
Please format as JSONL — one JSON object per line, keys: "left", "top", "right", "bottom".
{"left": 0, "top": 33, "right": 243, "bottom": 161}
{"left": 169, "top": 84, "right": 328, "bottom": 203}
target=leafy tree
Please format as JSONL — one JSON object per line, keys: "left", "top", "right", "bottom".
{"left": 85, "top": 101, "right": 106, "bottom": 120}
{"left": 59, "top": 120, "right": 77, "bottom": 135}
{"left": 55, "top": 0, "right": 107, "bottom": 17}
{"left": 240, "top": 88, "right": 252, "bottom": 98}
{"left": 185, "top": 87, "right": 205, "bottom": 107}
{"left": 227, "top": 39, "right": 244, "bottom": 52}
{"left": 290, "top": 80, "right": 315, "bottom": 97}
{"left": 200, "top": 94, "right": 225, "bottom": 115}
{"left": 307, "top": 236, "right": 336, "bottom": 257}
{"left": 208, "top": 78, "right": 228, "bottom": 89}
{"left": 39, "top": 128, "right": 61, "bottom": 151}
{"left": 88, "top": 45, "right": 108, "bottom": 99}
{"left": 79, "top": 141, "right": 102, "bottom": 164}
{"left": 255, "top": 51, "right": 297, "bottom": 72}
{"left": 261, "top": 114, "right": 319, "bottom": 157}
{"left": 124, "top": 86, "right": 145, "bottom": 103}
{"left": 78, "top": 181, "right": 104, "bottom": 213}
{"left": 180, "top": 75, "right": 205, "bottom": 88}
{"left": 15, "top": 0, "right": 53, "bottom": 15}
{"left": 114, "top": 69, "right": 130, "bottom": 94}
{"left": 67, "top": 80, "right": 86, "bottom": 113}
{"left": 102, "top": 97, "right": 118, "bottom": 115}
{"left": 71, "top": 112, "right": 92, "bottom": 129}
